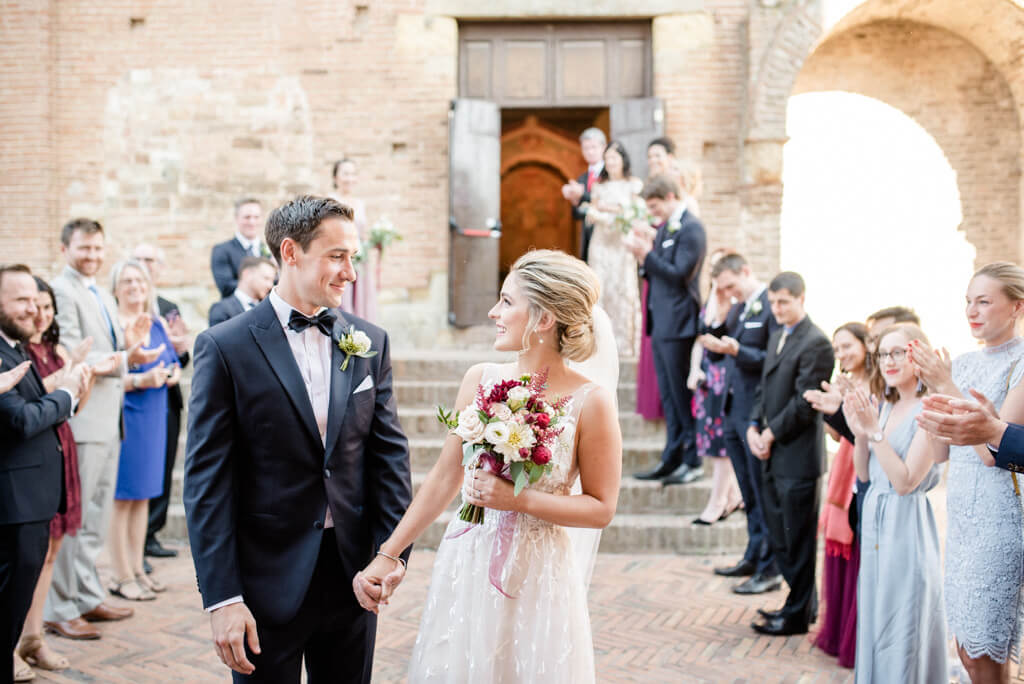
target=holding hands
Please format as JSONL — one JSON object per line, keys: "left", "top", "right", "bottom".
{"left": 353, "top": 553, "right": 406, "bottom": 615}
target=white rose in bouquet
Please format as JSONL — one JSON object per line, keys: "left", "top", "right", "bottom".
{"left": 453, "top": 406, "right": 486, "bottom": 443}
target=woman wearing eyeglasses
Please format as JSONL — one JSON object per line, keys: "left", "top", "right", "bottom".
{"left": 843, "top": 324, "right": 947, "bottom": 683}
{"left": 911, "top": 262, "right": 1024, "bottom": 684}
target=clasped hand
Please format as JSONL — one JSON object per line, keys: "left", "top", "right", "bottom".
{"left": 352, "top": 554, "right": 406, "bottom": 615}
{"left": 746, "top": 426, "right": 774, "bottom": 460}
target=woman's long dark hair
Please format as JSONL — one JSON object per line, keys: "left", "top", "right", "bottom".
{"left": 598, "top": 141, "right": 631, "bottom": 182}
{"left": 34, "top": 276, "right": 60, "bottom": 346}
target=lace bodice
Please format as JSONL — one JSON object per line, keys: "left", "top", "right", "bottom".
{"left": 945, "top": 336, "right": 1024, "bottom": 663}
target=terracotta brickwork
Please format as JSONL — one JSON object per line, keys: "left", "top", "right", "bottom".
{"left": 1, "top": 0, "right": 1021, "bottom": 344}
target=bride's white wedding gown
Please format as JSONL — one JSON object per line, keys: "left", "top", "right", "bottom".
{"left": 408, "top": 363, "right": 599, "bottom": 683}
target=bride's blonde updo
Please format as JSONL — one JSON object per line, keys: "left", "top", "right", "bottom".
{"left": 509, "top": 249, "right": 601, "bottom": 361}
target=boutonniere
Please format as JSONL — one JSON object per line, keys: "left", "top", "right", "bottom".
{"left": 749, "top": 300, "right": 763, "bottom": 317}
{"left": 667, "top": 219, "right": 682, "bottom": 234}
{"left": 337, "top": 326, "right": 377, "bottom": 371}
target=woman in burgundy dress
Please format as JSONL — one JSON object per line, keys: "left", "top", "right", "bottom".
{"left": 14, "top": 277, "right": 110, "bottom": 678}
{"left": 812, "top": 322, "right": 869, "bottom": 669}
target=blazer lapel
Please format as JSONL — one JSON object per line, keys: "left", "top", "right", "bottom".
{"left": 765, "top": 317, "right": 809, "bottom": 374}
{"left": 248, "top": 300, "right": 321, "bottom": 446}
{"left": 325, "top": 313, "right": 354, "bottom": 461}
{"left": 0, "top": 343, "right": 43, "bottom": 397}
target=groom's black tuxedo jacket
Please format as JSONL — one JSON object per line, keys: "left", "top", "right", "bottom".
{"left": 0, "top": 342, "right": 72, "bottom": 525}
{"left": 184, "top": 299, "right": 412, "bottom": 625}
{"left": 643, "top": 208, "right": 706, "bottom": 340}
{"left": 750, "top": 316, "right": 835, "bottom": 480}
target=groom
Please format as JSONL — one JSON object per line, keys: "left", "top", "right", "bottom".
{"left": 184, "top": 195, "right": 413, "bottom": 683}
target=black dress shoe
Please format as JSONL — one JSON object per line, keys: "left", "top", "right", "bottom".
{"left": 633, "top": 462, "right": 677, "bottom": 480}
{"left": 662, "top": 464, "right": 705, "bottom": 486}
{"left": 733, "top": 573, "right": 783, "bottom": 595}
{"left": 714, "top": 559, "right": 755, "bottom": 577}
{"left": 757, "top": 606, "right": 784, "bottom": 620}
{"left": 145, "top": 540, "right": 178, "bottom": 558}
{"left": 751, "top": 614, "right": 809, "bottom": 636}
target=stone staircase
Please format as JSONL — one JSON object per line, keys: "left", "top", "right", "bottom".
{"left": 163, "top": 351, "right": 748, "bottom": 555}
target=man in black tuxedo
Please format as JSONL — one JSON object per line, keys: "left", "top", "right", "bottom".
{"left": 626, "top": 175, "right": 707, "bottom": 484}
{"left": 561, "top": 127, "right": 606, "bottom": 262}
{"left": 746, "top": 272, "right": 834, "bottom": 636}
{"left": 211, "top": 198, "right": 266, "bottom": 298}
{"left": 208, "top": 257, "right": 277, "bottom": 327}
{"left": 700, "top": 254, "right": 782, "bottom": 594}
{"left": 0, "top": 264, "right": 88, "bottom": 681}
{"left": 185, "top": 196, "right": 412, "bottom": 683}
{"left": 133, "top": 243, "right": 193, "bottom": 561}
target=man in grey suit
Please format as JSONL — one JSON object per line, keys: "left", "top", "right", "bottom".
{"left": 44, "top": 219, "right": 163, "bottom": 640}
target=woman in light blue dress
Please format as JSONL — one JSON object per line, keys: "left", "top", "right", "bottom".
{"left": 911, "top": 262, "right": 1024, "bottom": 683}
{"left": 844, "top": 324, "right": 946, "bottom": 683}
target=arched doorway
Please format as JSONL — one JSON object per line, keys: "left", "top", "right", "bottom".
{"left": 499, "top": 115, "right": 590, "bottom": 278}
{"left": 781, "top": 91, "right": 976, "bottom": 353}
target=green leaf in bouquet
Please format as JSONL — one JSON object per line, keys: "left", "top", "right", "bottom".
{"left": 437, "top": 406, "right": 457, "bottom": 429}
{"left": 527, "top": 461, "right": 544, "bottom": 484}
{"left": 462, "top": 442, "right": 481, "bottom": 467}
{"left": 477, "top": 409, "right": 492, "bottom": 424}
{"left": 510, "top": 461, "right": 529, "bottom": 496}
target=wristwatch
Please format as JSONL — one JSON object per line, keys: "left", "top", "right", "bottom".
{"left": 869, "top": 431, "right": 884, "bottom": 444}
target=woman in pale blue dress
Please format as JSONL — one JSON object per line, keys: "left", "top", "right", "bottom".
{"left": 843, "top": 324, "right": 946, "bottom": 684}
{"left": 911, "top": 262, "right": 1024, "bottom": 684}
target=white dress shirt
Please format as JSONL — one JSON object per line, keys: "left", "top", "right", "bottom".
{"left": 235, "top": 232, "right": 263, "bottom": 258}
{"left": 232, "top": 289, "right": 258, "bottom": 311}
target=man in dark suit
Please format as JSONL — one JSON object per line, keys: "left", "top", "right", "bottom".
{"left": 0, "top": 264, "right": 88, "bottom": 681}
{"left": 746, "top": 272, "right": 834, "bottom": 636}
{"left": 211, "top": 198, "right": 266, "bottom": 298}
{"left": 561, "top": 127, "right": 606, "bottom": 262}
{"left": 700, "top": 254, "right": 782, "bottom": 594}
{"left": 626, "top": 175, "right": 707, "bottom": 484}
{"left": 208, "top": 257, "right": 277, "bottom": 327}
{"left": 133, "top": 243, "right": 193, "bottom": 561}
{"left": 185, "top": 196, "right": 412, "bottom": 683}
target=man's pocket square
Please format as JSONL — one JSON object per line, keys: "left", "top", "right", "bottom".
{"left": 661, "top": 239, "right": 675, "bottom": 248}
{"left": 353, "top": 375, "right": 374, "bottom": 394}
{"left": 744, "top": 321, "right": 764, "bottom": 329}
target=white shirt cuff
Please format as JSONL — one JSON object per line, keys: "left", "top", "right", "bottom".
{"left": 205, "top": 595, "right": 244, "bottom": 613}
{"left": 55, "top": 388, "right": 79, "bottom": 413}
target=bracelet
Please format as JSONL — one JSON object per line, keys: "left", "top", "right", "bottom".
{"left": 376, "top": 550, "right": 406, "bottom": 569}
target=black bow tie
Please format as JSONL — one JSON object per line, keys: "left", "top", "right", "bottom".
{"left": 287, "top": 309, "right": 336, "bottom": 337}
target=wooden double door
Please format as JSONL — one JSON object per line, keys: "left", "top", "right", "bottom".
{"left": 448, "top": 22, "right": 663, "bottom": 327}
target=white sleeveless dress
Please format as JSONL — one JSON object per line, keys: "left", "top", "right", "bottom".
{"left": 408, "top": 364, "right": 598, "bottom": 683}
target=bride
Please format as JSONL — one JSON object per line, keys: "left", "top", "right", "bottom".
{"left": 355, "top": 249, "right": 622, "bottom": 683}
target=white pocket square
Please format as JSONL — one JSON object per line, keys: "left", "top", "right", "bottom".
{"left": 353, "top": 375, "right": 374, "bottom": 394}
{"left": 661, "top": 239, "right": 675, "bottom": 248}
{"left": 744, "top": 321, "right": 763, "bottom": 329}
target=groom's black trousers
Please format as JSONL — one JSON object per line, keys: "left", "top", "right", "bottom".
{"left": 235, "top": 533, "right": 377, "bottom": 684}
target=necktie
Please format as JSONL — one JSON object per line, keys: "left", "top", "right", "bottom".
{"left": 776, "top": 329, "right": 789, "bottom": 355}
{"left": 87, "top": 284, "right": 118, "bottom": 348}
{"left": 287, "top": 309, "right": 336, "bottom": 337}
{"left": 587, "top": 169, "right": 597, "bottom": 191}
{"left": 13, "top": 341, "right": 28, "bottom": 362}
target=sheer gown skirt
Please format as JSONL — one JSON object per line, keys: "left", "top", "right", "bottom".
{"left": 408, "top": 507, "right": 596, "bottom": 683}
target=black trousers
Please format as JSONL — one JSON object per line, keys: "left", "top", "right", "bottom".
{"left": 580, "top": 222, "right": 594, "bottom": 263}
{"left": 0, "top": 520, "right": 49, "bottom": 684}
{"left": 234, "top": 534, "right": 377, "bottom": 684}
{"left": 651, "top": 336, "right": 699, "bottom": 468}
{"left": 760, "top": 470, "right": 819, "bottom": 622}
{"left": 147, "top": 406, "right": 180, "bottom": 543}
{"left": 724, "top": 409, "right": 778, "bottom": 576}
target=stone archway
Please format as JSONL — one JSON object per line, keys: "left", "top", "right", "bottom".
{"left": 499, "top": 115, "right": 587, "bottom": 276}
{"left": 742, "top": 0, "right": 1024, "bottom": 272}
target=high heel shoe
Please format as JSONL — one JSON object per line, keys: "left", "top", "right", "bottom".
{"left": 691, "top": 516, "right": 714, "bottom": 526}
{"left": 136, "top": 572, "right": 166, "bottom": 593}
{"left": 719, "top": 502, "right": 743, "bottom": 521}
{"left": 109, "top": 577, "right": 156, "bottom": 601}
{"left": 17, "top": 633, "right": 69, "bottom": 671}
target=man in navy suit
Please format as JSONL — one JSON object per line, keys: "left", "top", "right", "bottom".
{"left": 211, "top": 198, "right": 266, "bottom": 298}
{"left": 185, "top": 196, "right": 412, "bottom": 683}
{"left": 700, "top": 254, "right": 782, "bottom": 593}
{"left": 0, "top": 264, "right": 88, "bottom": 680}
{"left": 626, "top": 175, "right": 707, "bottom": 484}
{"left": 561, "top": 127, "right": 606, "bottom": 262}
{"left": 208, "top": 257, "right": 277, "bottom": 327}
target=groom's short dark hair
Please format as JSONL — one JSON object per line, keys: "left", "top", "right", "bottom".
{"left": 264, "top": 195, "right": 354, "bottom": 263}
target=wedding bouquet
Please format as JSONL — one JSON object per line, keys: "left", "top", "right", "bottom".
{"left": 613, "top": 196, "right": 652, "bottom": 235}
{"left": 368, "top": 217, "right": 402, "bottom": 255}
{"left": 438, "top": 370, "right": 569, "bottom": 525}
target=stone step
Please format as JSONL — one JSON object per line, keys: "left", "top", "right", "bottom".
{"left": 163, "top": 505, "right": 747, "bottom": 555}
{"left": 408, "top": 437, "right": 664, "bottom": 474}
{"left": 395, "top": 380, "right": 638, "bottom": 412}
{"left": 398, "top": 407, "right": 665, "bottom": 441}
{"left": 391, "top": 350, "right": 638, "bottom": 384}
{"left": 171, "top": 462, "right": 712, "bottom": 516}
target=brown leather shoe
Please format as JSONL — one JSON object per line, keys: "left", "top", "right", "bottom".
{"left": 43, "top": 618, "right": 101, "bottom": 640}
{"left": 81, "top": 602, "right": 134, "bottom": 622}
